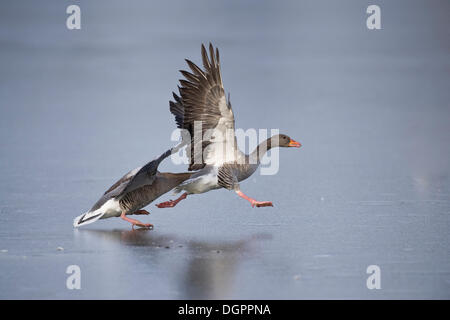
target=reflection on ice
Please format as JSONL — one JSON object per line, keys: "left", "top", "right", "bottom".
{"left": 74, "top": 229, "right": 272, "bottom": 299}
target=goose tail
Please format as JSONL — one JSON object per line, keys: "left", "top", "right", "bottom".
{"left": 73, "top": 210, "right": 105, "bottom": 228}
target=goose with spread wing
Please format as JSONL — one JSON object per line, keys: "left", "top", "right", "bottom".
{"left": 74, "top": 146, "right": 191, "bottom": 229}
{"left": 156, "top": 43, "right": 301, "bottom": 209}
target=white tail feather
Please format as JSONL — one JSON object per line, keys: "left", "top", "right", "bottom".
{"left": 73, "top": 210, "right": 105, "bottom": 228}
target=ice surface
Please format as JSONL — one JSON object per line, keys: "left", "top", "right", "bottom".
{"left": 0, "top": 0, "right": 449, "bottom": 299}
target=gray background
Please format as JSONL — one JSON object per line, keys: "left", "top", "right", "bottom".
{"left": 0, "top": 0, "right": 449, "bottom": 299}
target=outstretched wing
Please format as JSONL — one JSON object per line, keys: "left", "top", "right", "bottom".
{"left": 88, "top": 149, "right": 172, "bottom": 212}
{"left": 120, "top": 148, "right": 172, "bottom": 195}
{"left": 170, "top": 43, "right": 236, "bottom": 171}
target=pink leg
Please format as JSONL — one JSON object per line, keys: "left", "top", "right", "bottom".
{"left": 236, "top": 190, "right": 273, "bottom": 208}
{"left": 120, "top": 211, "right": 153, "bottom": 229}
{"left": 156, "top": 192, "right": 188, "bottom": 208}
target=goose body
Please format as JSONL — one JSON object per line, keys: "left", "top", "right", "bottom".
{"left": 174, "top": 162, "right": 259, "bottom": 195}
{"left": 176, "top": 166, "right": 220, "bottom": 194}
{"left": 74, "top": 148, "right": 191, "bottom": 228}
{"left": 157, "top": 43, "right": 301, "bottom": 209}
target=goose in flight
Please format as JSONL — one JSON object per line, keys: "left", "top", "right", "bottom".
{"left": 74, "top": 147, "right": 191, "bottom": 229}
{"left": 156, "top": 43, "right": 301, "bottom": 209}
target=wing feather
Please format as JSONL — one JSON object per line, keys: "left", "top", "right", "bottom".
{"left": 88, "top": 149, "right": 172, "bottom": 212}
{"left": 217, "top": 164, "right": 239, "bottom": 190}
{"left": 169, "top": 43, "right": 236, "bottom": 171}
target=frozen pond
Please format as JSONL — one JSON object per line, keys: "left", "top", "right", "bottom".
{"left": 0, "top": 0, "right": 449, "bottom": 299}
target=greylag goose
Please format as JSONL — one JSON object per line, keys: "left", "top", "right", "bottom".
{"left": 74, "top": 147, "right": 191, "bottom": 229}
{"left": 156, "top": 43, "right": 301, "bottom": 209}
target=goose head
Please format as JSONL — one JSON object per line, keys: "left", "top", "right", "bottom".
{"left": 270, "top": 134, "right": 302, "bottom": 148}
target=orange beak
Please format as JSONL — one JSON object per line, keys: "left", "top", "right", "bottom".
{"left": 288, "top": 139, "right": 301, "bottom": 148}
